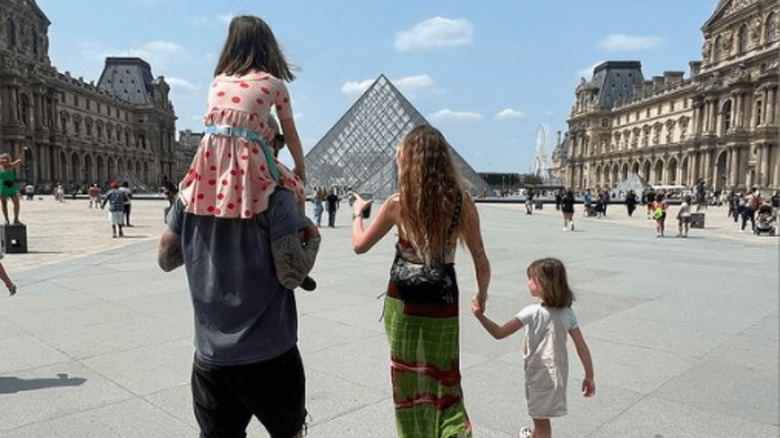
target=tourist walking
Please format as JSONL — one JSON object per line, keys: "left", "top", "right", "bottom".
{"left": 101, "top": 181, "right": 127, "bottom": 238}
{"left": 119, "top": 182, "right": 133, "bottom": 227}
{"left": 582, "top": 189, "right": 593, "bottom": 217}
{"left": 472, "top": 257, "right": 595, "bottom": 438}
{"left": 0, "top": 152, "right": 23, "bottom": 225}
{"left": 525, "top": 188, "right": 535, "bottom": 215}
{"left": 677, "top": 195, "right": 693, "bottom": 237}
{"left": 159, "top": 15, "right": 321, "bottom": 438}
{"left": 88, "top": 184, "right": 101, "bottom": 209}
{"left": 351, "top": 125, "right": 491, "bottom": 438}
{"left": 326, "top": 189, "right": 339, "bottom": 227}
{"left": 312, "top": 187, "right": 325, "bottom": 227}
{"left": 602, "top": 190, "right": 611, "bottom": 216}
{"left": 652, "top": 192, "right": 668, "bottom": 237}
{"left": 625, "top": 190, "right": 638, "bottom": 216}
{"left": 741, "top": 187, "right": 761, "bottom": 232}
{"left": 644, "top": 189, "right": 656, "bottom": 219}
{"left": 561, "top": 189, "right": 575, "bottom": 231}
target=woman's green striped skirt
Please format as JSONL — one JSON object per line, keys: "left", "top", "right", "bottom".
{"left": 384, "top": 282, "right": 472, "bottom": 438}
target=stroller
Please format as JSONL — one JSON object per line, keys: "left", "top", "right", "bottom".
{"left": 754, "top": 204, "right": 776, "bottom": 236}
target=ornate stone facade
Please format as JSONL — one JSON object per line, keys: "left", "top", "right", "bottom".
{"left": 554, "top": 0, "right": 779, "bottom": 194}
{"left": 0, "top": 0, "right": 177, "bottom": 192}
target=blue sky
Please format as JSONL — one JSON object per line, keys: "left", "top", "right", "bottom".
{"left": 37, "top": 0, "right": 716, "bottom": 173}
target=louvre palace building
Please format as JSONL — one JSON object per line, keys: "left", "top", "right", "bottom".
{"left": 553, "top": 0, "right": 779, "bottom": 195}
{"left": 0, "top": 0, "right": 176, "bottom": 192}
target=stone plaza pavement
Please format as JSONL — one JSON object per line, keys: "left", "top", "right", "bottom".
{"left": 0, "top": 197, "right": 777, "bottom": 437}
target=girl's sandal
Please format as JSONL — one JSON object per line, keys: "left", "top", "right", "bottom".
{"left": 8, "top": 284, "right": 17, "bottom": 296}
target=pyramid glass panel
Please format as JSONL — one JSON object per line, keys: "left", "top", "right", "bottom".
{"left": 305, "top": 75, "right": 493, "bottom": 199}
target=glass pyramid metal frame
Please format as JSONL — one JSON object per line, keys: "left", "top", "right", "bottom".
{"left": 305, "top": 75, "right": 493, "bottom": 199}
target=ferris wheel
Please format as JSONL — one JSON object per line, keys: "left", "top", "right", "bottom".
{"left": 533, "top": 123, "right": 551, "bottom": 179}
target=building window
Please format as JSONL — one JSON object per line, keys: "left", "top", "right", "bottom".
{"left": 20, "top": 95, "right": 30, "bottom": 125}
{"left": 714, "top": 36, "right": 723, "bottom": 62}
{"left": 74, "top": 120, "right": 80, "bottom": 136}
{"left": 767, "top": 13, "right": 777, "bottom": 43}
{"left": 722, "top": 100, "right": 732, "bottom": 133}
{"left": 601, "top": 118, "right": 608, "bottom": 127}
{"left": 646, "top": 108, "right": 651, "bottom": 118}
{"left": 755, "top": 100, "right": 763, "bottom": 126}
{"left": 683, "top": 98, "right": 689, "bottom": 109}
{"left": 670, "top": 100, "right": 675, "bottom": 112}
{"left": 657, "top": 105, "right": 662, "bottom": 115}
{"left": 6, "top": 18, "right": 16, "bottom": 47}
{"left": 738, "top": 25, "right": 748, "bottom": 54}
{"left": 74, "top": 95, "right": 79, "bottom": 107}
{"left": 86, "top": 100, "right": 91, "bottom": 111}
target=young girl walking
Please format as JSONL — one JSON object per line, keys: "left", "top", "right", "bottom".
{"left": 472, "top": 258, "right": 595, "bottom": 438}
{"left": 178, "top": 15, "right": 306, "bottom": 218}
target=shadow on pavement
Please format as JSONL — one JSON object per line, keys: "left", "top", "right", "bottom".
{"left": 0, "top": 373, "right": 86, "bottom": 394}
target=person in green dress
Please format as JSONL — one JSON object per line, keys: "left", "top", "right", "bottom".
{"left": 0, "top": 151, "right": 23, "bottom": 225}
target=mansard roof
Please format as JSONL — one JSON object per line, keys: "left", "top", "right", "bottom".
{"left": 304, "top": 74, "right": 493, "bottom": 198}
{"left": 590, "top": 61, "right": 645, "bottom": 110}
{"left": 97, "top": 57, "right": 156, "bottom": 105}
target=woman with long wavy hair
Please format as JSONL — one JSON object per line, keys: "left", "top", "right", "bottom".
{"left": 351, "top": 125, "right": 491, "bottom": 437}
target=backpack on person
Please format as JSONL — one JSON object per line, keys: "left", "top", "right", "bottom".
{"left": 652, "top": 206, "right": 664, "bottom": 220}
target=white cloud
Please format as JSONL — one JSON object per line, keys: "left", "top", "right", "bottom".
{"left": 395, "top": 17, "right": 473, "bottom": 51}
{"left": 82, "top": 40, "right": 187, "bottom": 73}
{"left": 576, "top": 61, "right": 604, "bottom": 80}
{"left": 394, "top": 74, "right": 434, "bottom": 89}
{"left": 598, "top": 34, "right": 665, "bottom": 51}
{"left": 341, "top": 79, "right": 375, "bottom": 96}
{"left": 341, "top": 75, "right": 441, "bottom": 98}
{"left": 429, "top": 109, "right": 484, "bottom": 122}
{"left": 494, "top": 108, "right": 526, "bottom": 120}
{"left": 165, "top": 77, "right": 199, "bottom": 93}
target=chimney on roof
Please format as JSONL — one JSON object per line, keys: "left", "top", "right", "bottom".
{"left": 663, "top": 71, "right": 684, "bottom": 89}
{"left": 689, "top": 61, "right": 702, "bottom": 78}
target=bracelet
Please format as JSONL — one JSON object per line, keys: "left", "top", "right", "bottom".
{"left": 353, "top": 212, "right": 362, "bottom": 219}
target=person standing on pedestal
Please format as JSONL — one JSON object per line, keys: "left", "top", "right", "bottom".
{"left": 0, "top": 152, "right": 23, "bottom": 225}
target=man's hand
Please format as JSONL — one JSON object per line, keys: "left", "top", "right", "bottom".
{"left": 158, "top": 230, "right": 183, "bottom": 272}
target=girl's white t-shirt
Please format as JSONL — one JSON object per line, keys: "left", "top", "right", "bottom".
{"left": 516, "top": 304, "right": 578, "bottom": 354}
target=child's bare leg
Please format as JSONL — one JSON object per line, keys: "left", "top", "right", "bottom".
{"left": 532, "top": 418, "right": 551, "bottom": 438}
{"left": 1, "top": 197, "right": 8, "bottom": 224}
{"left": 11, "top": 195, "right": 20, "bottom": 223}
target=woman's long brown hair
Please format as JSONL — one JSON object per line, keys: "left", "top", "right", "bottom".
{"left": 214, "top": 15, "right": 296, "bottom": 81}
{"left": 397, "top": 125, "right": 464, "bottom": 265}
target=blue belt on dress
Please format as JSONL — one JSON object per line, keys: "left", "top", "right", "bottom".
{"left": 204, "top": 124, "right": 279, "bottom": 182}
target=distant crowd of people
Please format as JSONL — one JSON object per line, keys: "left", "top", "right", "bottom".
{"left": 543, "top": 184, "right": 779, "bottom": 238}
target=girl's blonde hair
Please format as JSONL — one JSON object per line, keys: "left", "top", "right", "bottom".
{"left": 397, "top": 125, "right": 464, "bottom": 265}
{"left": 214, "top": 15, "right": 296, "bottom": 81}
{"left": 527, "top": 258, "right": 575, "bottom": 308}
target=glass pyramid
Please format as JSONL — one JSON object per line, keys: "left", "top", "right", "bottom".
{"left": 304, "top": 75, "right": 493, "bottom": 199}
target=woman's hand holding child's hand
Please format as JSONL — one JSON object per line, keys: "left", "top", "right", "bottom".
{"left": 470, "top": 299, "right": 483, "bottom": 315}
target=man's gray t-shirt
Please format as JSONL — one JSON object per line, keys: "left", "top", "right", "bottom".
{"left": 168, "top": 188, "right": 307, "bottom": 366}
